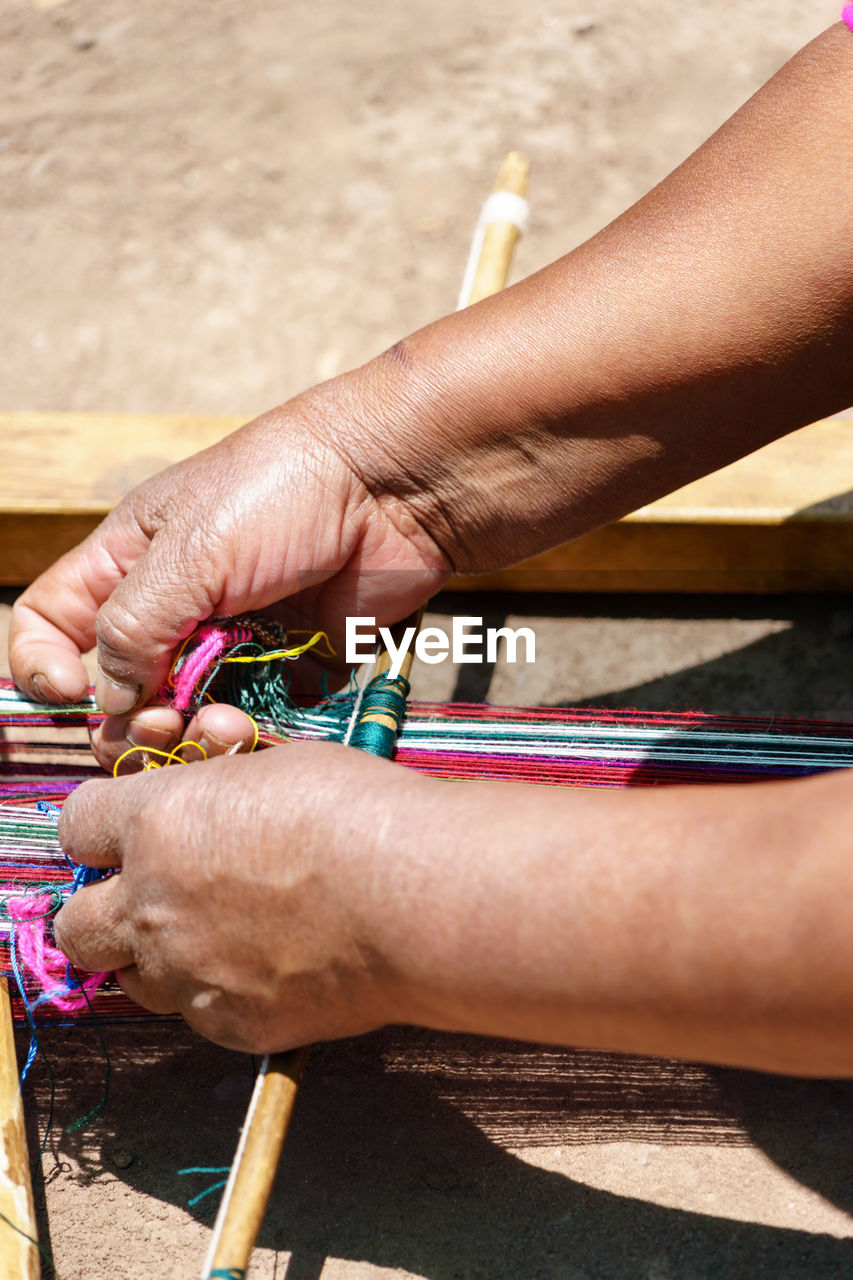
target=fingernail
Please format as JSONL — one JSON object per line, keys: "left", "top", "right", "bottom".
{"left": 124, "top": 721, "right": 179, "bottom": 752}
{"left": 32, "top": 672, "right": 65, "bottom": 703}
{"left": 32, "top": 669, "right": 86, "bottom": 702}
{"left": 198, "top": 729, "right": 230, "bottom": 756}
{"left": 95, "top": 675, "right": 140, "bottom": 716}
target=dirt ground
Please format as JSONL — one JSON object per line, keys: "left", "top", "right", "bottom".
{"left": 3, "top": 0, "right": 853, "bottom": 1277}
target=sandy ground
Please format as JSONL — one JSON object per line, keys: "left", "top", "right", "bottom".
{"left": 3, "top": 0, "right": 853, "bottom": 1276}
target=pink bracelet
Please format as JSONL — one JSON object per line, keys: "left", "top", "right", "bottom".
{"left": 843, "top": 4, "right": 853, "bottom": 33}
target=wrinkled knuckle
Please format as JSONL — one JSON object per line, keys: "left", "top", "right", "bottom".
{"left": 56, "top": 779, "right": 97, "bottom": 851}
{"left": 52, "top": 911, "right": 83, "bottom": 968}
{"left": 181, "top": 518, "right": 217, "bottom": 565}
{"left": 95, "top": 602, "right": 142, "bottom": 677}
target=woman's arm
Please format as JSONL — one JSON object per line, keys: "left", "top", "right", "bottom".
{"left": 10, "top": 26, "right": 853, "bottom": 729}
{"left": 353, "top": 21, "right": 853, "bottom": 572}
{"left": 53, "top": 742, "right": 853, "bottom": 1076}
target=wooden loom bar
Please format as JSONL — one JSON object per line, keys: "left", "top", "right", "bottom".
{"left": 3, "top": 411, "right": 853, "bottom": 592}
{"left": 0, "top": 979, "right": 40, "bottom": 1280}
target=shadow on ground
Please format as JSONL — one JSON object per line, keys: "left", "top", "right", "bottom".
{"left": 430, "top": 591, "right": 853, "bottom": 719}
{"left": 18, "top": 1022, "right": 853, "bottom": 1280}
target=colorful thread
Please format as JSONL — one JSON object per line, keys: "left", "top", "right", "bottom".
{"left": 178, "top": 1166, "right": 233, "bottom": 1208}
{"left": 348, "top": 674, "right": 411, "bottom": 758}
{"left": 9, "top": 604, "right": 853, "bottom": 1027}
{"left": 168, "top": 619, "right": 334, "bottom": 715}
{"left": 112, "top": 740, "right": 208, "bottom": 777}
{"left": 843, "top": 4, "right": 853, "bottom": 34}
{"left": 9, "top": 894, "right": 107, "bottom": 1012}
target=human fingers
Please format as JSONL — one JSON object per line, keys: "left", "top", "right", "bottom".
{"left": 90, "top": 701, "right": 259, "bottom": 773}
{"left": 52, "top": 874, "right": 133, "bottom": 974}
{"left": 9, "top": 506, "right": 153, "bottom": 703}
{"left": 183, "top": 703, "right": 260, "bottom": 758}
{"left": 91, "top": 523, "right": 228, "bottom": 716}
{"left": 114, "top": 965, "right": 180, "bottom": 1015}
{"left": 57, "top": 772, "right": 151, "bottom": 867}
{"left": 89, "top": 705, "right": 186, "bottom": 773}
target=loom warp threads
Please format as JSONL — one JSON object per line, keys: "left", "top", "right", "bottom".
{"left": 6, "top": 605, "right": 853, "bottom": 1022}
{"left": 0, "top": 797, "right": 112, "bottom": 1023}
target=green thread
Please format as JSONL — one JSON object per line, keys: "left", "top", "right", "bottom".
{"left": 0, "top": 884, "right": 63, "bottom": 925}
{"left": 178, "top": 1165, "right": 232, "bottom": 1209}
{"left": 188, "top": 1180, "right": 229, "bottom": 1208}
{"left": 207, "top": 1270, "right": 246, "bottom": 1279}
{"left": 348, "top": 674, "right": 410, "bottom": 759}
{"left": 0, "top": 1207, "right": 58, "bottom": 1278}
{"left": 64, "top": 969, "right": 111, "bottom": 1134}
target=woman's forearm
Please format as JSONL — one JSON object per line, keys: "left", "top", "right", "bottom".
{"left": 374, "top": 767, "right": 853, "bottom": 1076}
{"left": 347, "top": 23, "right": 853, "bottom": 573}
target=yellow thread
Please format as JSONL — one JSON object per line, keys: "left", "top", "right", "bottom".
{"left": 166, "top": 625, "right": 335, "bottom": 699}
{"left": 166, "top": 631, "right": 197, "bottom": 690}
{"left": 112, "top": 741, "right": 208, "bottom": 778}
{"left": 112, "top": 721, "right": 260, "bottom": 776}
{"left": 220, "top": 631, "right": 335, "bottom": 664}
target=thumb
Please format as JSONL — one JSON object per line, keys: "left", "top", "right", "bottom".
{"left": 94, "top": 527, "right": 223, "bottom": 713}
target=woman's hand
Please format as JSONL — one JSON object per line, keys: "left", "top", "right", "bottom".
{"left": 8, "top": 372, "right": 449, "bottom": 766}
{"left": 53, "top": 735, "right": 853, "bottom": 1075}
{"left": 53, "top": 741, "right": 431, "bottom": 1052}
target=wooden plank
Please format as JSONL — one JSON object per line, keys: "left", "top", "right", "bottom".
{"left": 2, "top": 412, "right": 853, "bottom": 591}
{"left": 0, "top": 980, "right": 40, "bottom": 1280}
{"left": 0, "top": 412, "right": 244, "bottom": 509}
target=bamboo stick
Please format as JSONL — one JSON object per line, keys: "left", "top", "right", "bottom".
{"left": 200, "top": 624, "right": 420, "bottom": 1280}
{"left": 465, "top": 150, "right": 529, "bottom": 305}
{"left": 0, "top": 980, "right": 40, "bottom": 1280}
{"left": 201, "top": 154, "right": 527, "bottom": 1280}
{"left": 202, "top": 1047, "right": 309, "bottom": 1279}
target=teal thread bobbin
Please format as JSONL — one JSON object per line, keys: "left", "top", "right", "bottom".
{"left": 348, "top": 673, "right": 411, "bottom": 758}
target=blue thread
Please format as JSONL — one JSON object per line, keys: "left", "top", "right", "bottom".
{"left": 188, "top": 1180, "right": 229, "bottom": 1207}
{"left": 178, "top": 1166, "right": 232, "bottom": 1208}
{"left": 9, "top": 918, "right": 57, "bottom": 1156}
{"left": 64, "top": 970, "right": 111, "bottom": 1134}
{"left": 9, "top": 919, "right": 41, "bottom": 1082}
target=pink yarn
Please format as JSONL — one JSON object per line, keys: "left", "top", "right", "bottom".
{"left": 8, "top": 892, "right": 108, "bottom": 1011}
{"left": 171, "top": 625, "right": 229, "bottom": 711}
{"left": 844, "top": 4, "right": 853, "bottom": 32}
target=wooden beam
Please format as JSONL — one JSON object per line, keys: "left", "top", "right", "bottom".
{"left": 0, "top": 980, "right": 40, "bottom": 1280}
{"left": 2, "top": 411, "right": 853, "bottom": 592}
